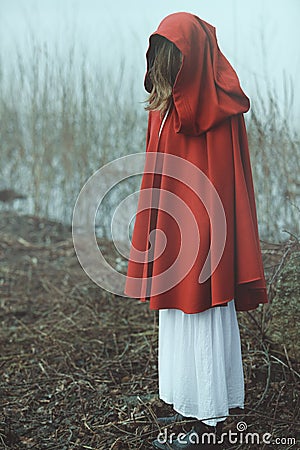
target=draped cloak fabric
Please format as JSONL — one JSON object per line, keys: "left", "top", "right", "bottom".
{"left": 124, "top": 12, "right": 269, "bottom": 314}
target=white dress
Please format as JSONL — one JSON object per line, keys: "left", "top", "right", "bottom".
{"left": 158, "top": 299, "right": 244, "bottom": 427}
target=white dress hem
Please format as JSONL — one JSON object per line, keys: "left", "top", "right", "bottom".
{"left": 158, "top": 299, "right": 244, "bottom": 427}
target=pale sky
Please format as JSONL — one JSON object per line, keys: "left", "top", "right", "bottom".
{"left": 0, "top": 0, "right": 299, "bottom": 122}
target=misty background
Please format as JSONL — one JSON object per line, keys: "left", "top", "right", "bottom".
{"left": 0, "top": 0, "right": 299, "bottom": 242}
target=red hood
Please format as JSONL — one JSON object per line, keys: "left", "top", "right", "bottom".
{"left": 145, "top": 12, "right": 250, "bottom": 136}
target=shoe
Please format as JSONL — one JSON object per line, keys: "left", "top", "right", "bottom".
{"left": 156, "top": 413, "right": 186, "bottom": 425}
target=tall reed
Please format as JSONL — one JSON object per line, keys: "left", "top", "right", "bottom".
{"left": 246, "top": 77, "right": 299, "bottom": 240}
{"left": 0, "top": 36, "right": 299, "bottom": 241}
{"left": 0, "top": 37, "right": 146, "bottom": 237}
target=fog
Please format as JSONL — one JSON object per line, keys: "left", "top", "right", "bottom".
{"left": 0, "top": 0, "right": 299, "bottom": 122}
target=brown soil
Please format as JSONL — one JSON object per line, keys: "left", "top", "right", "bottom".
{"left": 0, "top": 211, "right": 299, "bottom": 449}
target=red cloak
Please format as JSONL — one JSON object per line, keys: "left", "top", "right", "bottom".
{"left": 124, "top": 12, "right": 268, "bottom": 313}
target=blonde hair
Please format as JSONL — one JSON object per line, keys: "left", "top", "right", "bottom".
{"left": 145, "top": 36, "right": 182, "bottom": 114}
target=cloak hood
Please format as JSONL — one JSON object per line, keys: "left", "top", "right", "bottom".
{"left": 144, "top": 12, "right": 250, "bottom": 136}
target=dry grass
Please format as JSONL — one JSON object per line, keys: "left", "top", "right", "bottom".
{"left": 0, "top": 36, "right": 299, "bottom": 241}
{"left": 246, "top": 80, "right": 300, "bottom": 240}
{"left": 0, "top": 40, "right": 145, "bottom": 230}
{"left": 0, "top": 211, "right": 299, "bottom": 449}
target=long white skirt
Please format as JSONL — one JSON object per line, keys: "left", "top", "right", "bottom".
{"left": 158, "top": 299, "right": 244, "bottom": 427}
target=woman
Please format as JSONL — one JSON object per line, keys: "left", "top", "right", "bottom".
{"left": 124, "top": 12, "right": 268, "bottom": 449}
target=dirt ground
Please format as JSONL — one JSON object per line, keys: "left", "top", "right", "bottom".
{"left": 0, "top": 211, "right": 299, "bottom": 449}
